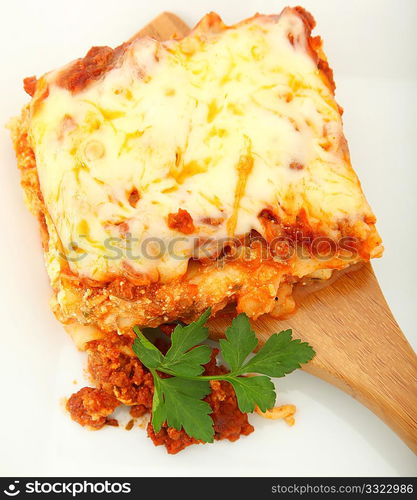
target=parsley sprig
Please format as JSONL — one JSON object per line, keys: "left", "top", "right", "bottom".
{"left": 132, "top": 309, "right": 315, "bottom": 442}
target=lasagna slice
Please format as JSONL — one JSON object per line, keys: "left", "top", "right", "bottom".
{"left": 10, "top": 7, "right": 382, "bottom": 345}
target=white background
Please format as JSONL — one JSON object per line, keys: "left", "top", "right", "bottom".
{"left": 1, "top": 0, "right": 416, "bottom": 477}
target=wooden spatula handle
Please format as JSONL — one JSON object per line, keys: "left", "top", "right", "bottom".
{"left": 132, "top": 12, "right": 190, "bottom": 43}
{"left": 307, "top": 341, "right": 417, "bottom": 455}
{"left": 299, "top": 264, "right": 417, "bottom": 454}
{"left": 210, "top": 264, "right": 417, "bottom": 454}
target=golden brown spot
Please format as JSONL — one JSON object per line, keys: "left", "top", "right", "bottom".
{"left": 289, "top": 161, "right": 304, "bottom": 170}
{"left": 165, "top": 88, "right": 176, "bottom": 96}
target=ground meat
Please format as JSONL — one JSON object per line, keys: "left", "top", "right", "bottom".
{"left": 130, "top": 405, "right": 149, "bottom": 418}
{"left": 159, "top": 324, "right": 176, "bottom": 336}
{"left": 55, "top": 45, "right": 125, "bottom": 94}
{"left": 209, "top": 379, "right": 254, "bottom": 441}
{"left": 206, "top": 350, "right": 254, "bottom": 442}
{"left": 68, "top": 336, "right": 254, "bottom": 453}
{"left": 148, "top": 349, "right": 254, "bottom": 453}
{"left": 23, "top": 76, "right": 37, "bottom": 97}
{"left": 167, "top": 208, "right": 195, "bottom": 234}
{"left": 66, "top": 387, "right": 119, "bottom": 430}
{"left": 147, "top": 424, "right": 200, "bottom": 454}
{"left": 87, "top": 333, "right": 154, "bottom": 408}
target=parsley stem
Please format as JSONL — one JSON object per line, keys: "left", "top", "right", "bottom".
{"left": 157, "top": 366, "right": 241, "bottom": 381}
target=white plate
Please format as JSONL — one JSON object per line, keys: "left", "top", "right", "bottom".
{"left": 1, "top": 0, "right": 416, "bottom": 477}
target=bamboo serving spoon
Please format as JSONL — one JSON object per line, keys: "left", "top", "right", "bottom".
{"left": 135, "top": 12, "right": 417, "bottom": 453}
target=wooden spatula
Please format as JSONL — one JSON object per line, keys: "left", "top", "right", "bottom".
{"left": 135, "top": 12, "right": 417, "bottom": 454}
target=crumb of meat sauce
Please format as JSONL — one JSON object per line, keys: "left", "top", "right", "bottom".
{"left": 66, "top": 335, "right": 254, "bottom": 453}
{"left": 66, "top": 387, "right": 119, "bottom": 430}
{"left": 167, "top": 209, "right": 195, "bottom": 235}
{"left": 125, "top": 419, "right": 135, "bottom": 431}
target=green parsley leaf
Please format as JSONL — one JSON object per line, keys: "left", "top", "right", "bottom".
{"left": 219, "top": 313, "right": 258, "bottom": 372}
{"left": 229, "top": 375, "right": 276, "bottom": 413}
{"left": 132, "top": 326, "right": 164, "bottom": 369}
{"left": 162, "top": 308, "right": 211, "bottom": 369}
{"left": 151, "top": 375, "right": 167, "bottom": 432}
{"left": 132, "top": 309, "right": 315, "bottom": 444}
{"left": 158, "top": 308, "right": 212, "bottom": 376}
{"left": 241, "top": 329, "right": 316, "bottom": 378}
{"left": 156, "top": 376, "right": 214, "bottom": 442}
{"left": 162, "top": 345, "right": 212, "bottom": 377}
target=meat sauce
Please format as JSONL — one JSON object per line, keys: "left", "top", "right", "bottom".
{"left": 55, "top": 45, "right": 125, "bottom": 94}
{"left": 67, "top": 334, "right": 254, "bottom": 453}
{"left": 167, "top": 208, "right": 196, "bottom": 235}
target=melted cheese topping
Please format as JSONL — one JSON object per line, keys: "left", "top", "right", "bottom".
{"left": 29, "top": 11, "right": 374, "bottom": 282}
